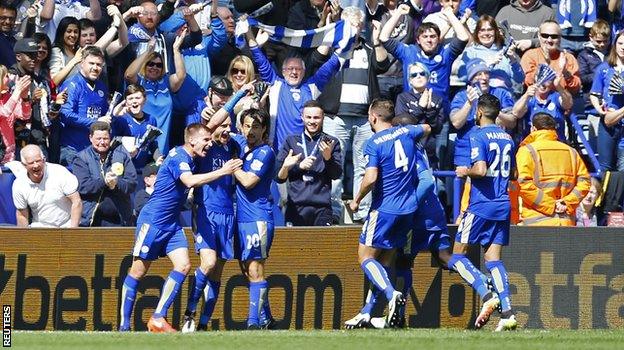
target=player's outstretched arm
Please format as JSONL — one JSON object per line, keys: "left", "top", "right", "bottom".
{"left": 180, "top": 159, "right": 242, "bottom": 188}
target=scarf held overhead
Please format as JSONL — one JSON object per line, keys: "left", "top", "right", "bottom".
{"left": 234, "top": 17, "right": 357, "bottom": 58}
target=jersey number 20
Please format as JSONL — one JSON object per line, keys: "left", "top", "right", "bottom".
{"left": 487, "top": 143, "right": 511, "bottom": 178}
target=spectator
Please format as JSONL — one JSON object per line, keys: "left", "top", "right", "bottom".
{"left": 516, "top": 113, "right": 591, "bottom": 226}
{"left": 112, "top": 84, "right": 159, "bottom": 173}
{"left": 276, "top": 100, "right": 342, "bottom": 226}
{"left": 72, "top": 121, "right": 137, "bottom": 227}
{"left": 210, "top": 7, "right": 250, "bottom": 77}
{"left": 125, "top": 33, "right": 186, "bottom": 154}
{"left": 244, "top": 22, "right": 342, "bottom": 151}
{"left": 458, "top": 15, "right": 524, "bottom": 92}
{"left": 520, "top": 20, "right": 582, "bottom": 95}
{"left": 589, "top": 30, "right": 624, "bottom": 172}
{"left": 134, "top": 163, "right": 159, "bottom": 219}
{"left": 58, "top": 46, "right": 109, "bottom": 166}
{"left": 49, "top": 16, "right": 82, "bottom": 86}
{"left": 555, "top": 0, "right": 595, "bottom": 55}
{"left": 288, "top": 0, "right": 340, "bottom": 30}
{"left": 226, "top": 55, "right": 257, "bottom": 111}
{"left": 0, "top": 3, "right": 17, "bottom": 67}
{"left": 395, "top": 62, "right": 444, "bottom": 164}
{"left": 126, "top": 1, "right": 201, "bottom": 74}
{"left": 0, "top": 65, "right": 31, "bottom": 164}
{"left": 576, "top": 177, "right": 602, "bottom": 227}
{"left": 423, "top": 0, "right": 475, "bottom": 40}
{"left": 380, "top": 4, "right": 470, "bottom": 113}
{"left": 512, "top": 70, "right": 573, "bottom": 140}
{"left": 12, "top": 144, "right": 82, "bottom": 227}
{"left": 39, "top": 0, "right": 102, "bottom": 43}
{"left": 189, "top": 75, "right": 234, "bottom": 127}
{"left": 317, "top": 7, "right": 389, "bottom": 223}
{"left": 578, "top": 19, "right": 610, "bottom": 111}
{"left": 495, "top": 0, "right": 555, "bottom": 53}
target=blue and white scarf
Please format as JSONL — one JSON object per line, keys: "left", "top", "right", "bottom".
{"left": 556, "top": 0, "right": 596, "bottom": 29}
{"left": 234, "top": 17, "right": 358, "bottom": 59}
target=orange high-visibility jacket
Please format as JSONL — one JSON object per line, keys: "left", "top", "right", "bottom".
{"left": 516, "top": 129, "right": 591, "bottom": 226}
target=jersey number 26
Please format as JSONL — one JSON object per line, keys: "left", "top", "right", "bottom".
{"left": 487, "top": 143, "right": 511, "bottom": 178}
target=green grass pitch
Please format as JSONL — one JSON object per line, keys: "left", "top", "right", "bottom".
{"left": 11, "top": 329, "right": 624, "bottom": 350}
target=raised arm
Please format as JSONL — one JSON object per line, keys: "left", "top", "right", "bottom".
{"left": 169, "top": 29, "right": 187, "bottom": 93}
{"left": 124, "top": 38, "right": 155, "bottom": 85}
{"left": 380, "top": 4, "right": 410, "bottom": 42}
{"left": 105, "top": 6, "right": 129, "bottom": 57}
{"left": 512, "top": 85, "right": 536, "bottom": 119}
{"left": 180, "top": 159, "right": 242, "bottom": 188}
{"left": 86, "top": 0, "right": 102, "bottom": 21}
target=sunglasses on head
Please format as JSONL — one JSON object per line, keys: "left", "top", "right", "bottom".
{"left": 409, "top": 71, "right": 427, "bottom": 78}
{"left": 146, "top": 61, "right": 163, "bottom": 68}
{"left": 231, "top": 68, "right": 246, "bottom": 75}
{"left": 540, "top": 33, "right": 560, "bottom": 40}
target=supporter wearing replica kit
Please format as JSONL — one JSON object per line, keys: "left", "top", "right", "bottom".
{"left": 451, "top": 94, "right": 517, "bottom": 332}
{"left": 118, "top": 123, "right": 241, "bottom": 332}
{"left": 347, "top": 99, "right": 430, "bottom": 329}
{"left": 233, "top": 109, "right": 277, "bottom": 329}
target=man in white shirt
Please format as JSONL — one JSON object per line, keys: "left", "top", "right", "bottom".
{"left": 12, "top": 144, "right": 82, "bottom": 228}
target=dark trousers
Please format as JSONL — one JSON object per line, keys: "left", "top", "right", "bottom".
{"left": 285, "top": 203, "right": 333, "bottom": 227}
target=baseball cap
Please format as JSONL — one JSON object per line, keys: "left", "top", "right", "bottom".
{"left": 209, "top": 75, "right": 234, "bottom": 96}
{"left": 142, "top": 163, "right": 159, "bottom": 178}
{"left": 14, "top": 38, "right": 39, "bottom": 54}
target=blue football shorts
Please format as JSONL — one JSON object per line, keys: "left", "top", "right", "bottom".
{"left": 132, "top": 222, "right": 188, "bottom": 260}
{"left": 359, "top": 210, "right": 414, "bottom": 250}
{"left": 235, "top": 220, "right": 274, "bottom": 261}
{"left": 194, "top": 208, "right": 235, "bottom": 260}
{"left": 455, "top": 211, "right": 510, "bottom": 246}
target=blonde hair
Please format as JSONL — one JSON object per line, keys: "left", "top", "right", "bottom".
{"left": 140, "top": 52, "right": 165, "bottom": 80}
{"left": 227, "top": 55, "right": 255, "bottom": 91}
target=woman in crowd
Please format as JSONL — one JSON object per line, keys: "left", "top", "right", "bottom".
{"left": 458, "top": 15, "right": 523, "bottom": 93}
{"left": 49, "top": 17, "right": 82, "bottom": 87}
{"left": 125, "top": 34, "right": 186, "bottom": 154}
{"left": 591, "top": 30, "right": 624, "bottom": 171}
{"left": 0, "top": 66, "right": 31, "bottom": 164}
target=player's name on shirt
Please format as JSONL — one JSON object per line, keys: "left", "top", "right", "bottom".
{"left": 372, "top": 126, "right": 412, "bottom": 145}
{"left": 484, "top": 131, "right": 513, "bottom": 141}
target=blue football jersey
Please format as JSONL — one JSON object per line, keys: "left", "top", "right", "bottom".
{"left": 468, "top": 124, "right": 515, "bottom": 220}
{"left": 194, "top": 138, "right": 239, "bottom": 215}
{"left": 364, "top": 124, "right": 425, "bottom": 215}
{"left": 138, "top": 146, "right": 194, "bottom": 231}
{"left": 235, "top": 138, "right": 276, "bottom": 222}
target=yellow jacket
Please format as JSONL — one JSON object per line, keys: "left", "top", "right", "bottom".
{"left": 516, "top": 130, "right": 591, "bottom": 226}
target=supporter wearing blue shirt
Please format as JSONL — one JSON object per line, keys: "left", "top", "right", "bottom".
{"left": 119, "top": 123, "right": 242, "bottom": 333}
{"left": 244, "top": 27, "right": 341, "bottom": 151}
{"left": 379, "top": 3, "right": 470, "bottom": 111}
{"left": 348, "top": 99, "right": 430, "bottom": 329}
{"left": 512, "top": 76, "right": 573, "bottom": 141}
{"left": 450, "top": 59, "right": 515, "bottom": 168}
{"left": 59, "top": 46, "right": 109, "bottom": 166}
{"left": 450, "top": 94, "right": 518, "bottom": 332}
{"left": 125, "top": 33, "right": 186, "bottom": 155}
{"left": 113, "top": 84, "right": 159, "bottom": 173}
{"left": 232, "top": 109, "right": 277, "bottom": 329}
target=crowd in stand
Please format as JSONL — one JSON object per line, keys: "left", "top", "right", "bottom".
{"left": 2, "top": 0, "right": 624, "bottom": 227}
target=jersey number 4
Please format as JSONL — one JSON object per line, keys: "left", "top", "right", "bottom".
{"left": 487, "top": 143, "right": 511, "bottom": 178}
{"left": 394, "top": 140, "right": 408, "bottom": 172}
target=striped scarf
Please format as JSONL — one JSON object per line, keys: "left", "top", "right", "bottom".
{"left": 234, "top": 17, "right": 358, "bottom": 59}
{"left": 556, "top": 0, "right": 596, "bottom": 29}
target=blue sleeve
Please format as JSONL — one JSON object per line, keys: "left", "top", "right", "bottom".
{"left": 444, "top": 37, "right": 468, "bottom": 62}
{"left": 364, "top": 139, "right": 378, "bottom": 168}
{"left": 72, "top": 154, "right": 106, "bottom": 195}
{"left": 170, "top": 155, "right": 192, "bottom": 180}
{"left": 250, "top": 47, "right": 278, "bottom": 83}
{"left": 459, "top": 0, "right": 476, "bottom": 16}
{"left": 470, "top": 133, "right": 487, "bottom": 164}
{"left": 409, "top": 124, "right": 425, "bottom": 142}
{"left": 510, "top": 61, "right": 525, "bottom": 85}
{"left": 416, "top": 168, "right": 435, "bottom": 204}
{"left": 382, "top": 38, "right": 408, "bottom": 63}
{"left": 310, "top": 54, "right": 341, "bottom": 91}
{"left": 158, "top": 12, "right": 185, "bottom": 33}
{"left": 450, "top": 91, "right": 467, "bottom": 114}
{"left": 208, "top": 18, "right": 227, "bottom": 57}
{"left": 590, "top": 64, "right": 607, "bottom": 96}
{"left": 59, "top": 80, "right": 95, "bottom": 129}
{"left": 248, "top": 148, "right": 275, "bottom": 178}
{"left": 500, "top": 90, "right": 515, "bottom": 109}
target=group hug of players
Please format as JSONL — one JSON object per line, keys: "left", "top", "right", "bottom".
{"left": 116, "top": 89, "right": 517, "bottom": 333}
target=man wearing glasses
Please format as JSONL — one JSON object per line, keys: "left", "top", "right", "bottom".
{"left": 0, "top": 3, "right": 17, "bottom": 67}
{"left": 520, "top": 20, "right": 581, "bottom": 95}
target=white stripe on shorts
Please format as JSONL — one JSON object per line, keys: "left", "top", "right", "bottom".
{"left": 460, "top": 213, "right": 474, "bottom": 244}
{"left": 133, "top": 223, "right": 150, "bottom": 256}
{"left": 257, "top": 221, "right": 268, "bottom": 258}
{"left": 365, "top": 210, "right": 379, "bottom": 246}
